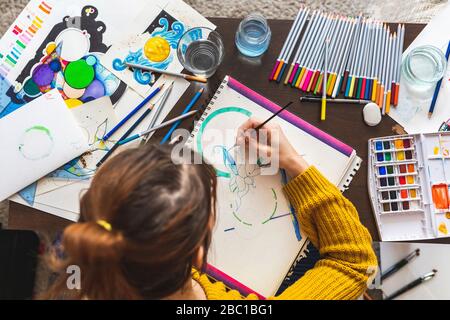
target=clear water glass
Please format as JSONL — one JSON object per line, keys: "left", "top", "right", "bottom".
{"left": 402, "top": 45, "right": 447, "bottom": 88}
{"left": 177, "top": 27, "right": 224, "bottom": 78}
{"left": 235, "top": 13, "right": 271, "bottom": 57}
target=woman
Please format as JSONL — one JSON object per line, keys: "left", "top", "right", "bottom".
{"left": 46, "top": 118, "right": 377, "bottom": 300}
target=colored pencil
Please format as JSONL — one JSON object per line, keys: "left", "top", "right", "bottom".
{"left": 278, "top": 8, "right": 309, "bottom": 82}
{"left": 271, "top": 8, "right": 307, "bottom": 81}
{"left": 118, "top": 110, "right": 198, "bottom": 146}
{"left": 126, "top": 63, "right": 207, "bottom": 83}
{"left": 160, "top": 88, "right": 204, "bottom": 144}
{"left": 321, "top": 38, "right": 329, "bottom": 121}
{"left": 96, "top": 92, "right": 163, "bottom": 167}
{"left": 428, "top": 40, "right": 450, "bottom": 118}
{"left": 288, "top": 10, "right": 319, "bottom": 84}
{"left": 394, "top": 25, "right": 405, "bottom": 106}
{"left": 140, "top": 81, "right": 174, "bottom": 144}
{"left": 102, "top": 84, "right": 164, "bottom": 141}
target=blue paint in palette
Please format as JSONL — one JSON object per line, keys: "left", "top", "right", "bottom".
{"left": 377, "top": 153, "right": 384, "bottom": 162}
{"left": 375, "top": 141, "right": 383, "bottom": 151}
{"left": 379, "top": 167, "right": 387, "bottom": 175}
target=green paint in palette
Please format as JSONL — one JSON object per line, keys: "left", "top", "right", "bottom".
{"left": 385, "top": 152, "right": 392, "bottom": 161}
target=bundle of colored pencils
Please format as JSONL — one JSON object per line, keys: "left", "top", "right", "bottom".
{"left": 269, "top": 7, "right": 405, "bottom": 115}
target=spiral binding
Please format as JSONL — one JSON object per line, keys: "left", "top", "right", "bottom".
{"left": 338, "top": 155, "right": 362, "bottom": 193}
{"left": 187, "top": 77, "right": 229, "bottom": 145}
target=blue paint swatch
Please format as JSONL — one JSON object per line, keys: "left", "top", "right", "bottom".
{"left": 375, "top": 141, "right": 383, "bottom": 150}
{"left": 377, "top": 153, "right": 384, "bottom": 162}
{"left": 379, "top": 167, "right": 387, "bottom": 175}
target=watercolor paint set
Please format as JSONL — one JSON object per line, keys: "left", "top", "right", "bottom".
{"left": 368, "top": 133, "right": 450, "bottom": 241}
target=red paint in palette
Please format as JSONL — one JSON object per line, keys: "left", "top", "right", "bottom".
{"left": 403, "top": 139, "right": 411, "bottom": 148}
{"left": 400, "top": 190, "right": 408, "bottom": 199}
{"left": 399, "top": 176, "right": 406, "bottom": 185}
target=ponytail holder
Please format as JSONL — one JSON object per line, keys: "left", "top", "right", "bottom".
{"left": 97, "top": 220, "right": 112, "bottom": 232}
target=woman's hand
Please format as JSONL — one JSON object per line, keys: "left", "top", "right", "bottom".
{"left": 236, "top": 117, "right": 310, "bottom": 177}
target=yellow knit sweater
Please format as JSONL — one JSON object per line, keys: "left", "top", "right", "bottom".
{"left": 192, "top": 166, "right": 378, "bottom": 300}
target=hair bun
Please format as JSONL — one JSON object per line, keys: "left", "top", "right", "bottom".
{"left": 62, "top": 221, "right": 125, "bottom": 265}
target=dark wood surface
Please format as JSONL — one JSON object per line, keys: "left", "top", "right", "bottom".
{"left": 10, "top": 18, "right": 445, "bottom": 243}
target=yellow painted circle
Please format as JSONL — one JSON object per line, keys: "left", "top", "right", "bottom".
{"left": 46, "top": 43, "right": 57, "bottom": 55}
{"left": 144, "top": 37, "right": 170, "bottom": 62}
{"left": 65, "top": 98, "right": 83, "bottom": 109}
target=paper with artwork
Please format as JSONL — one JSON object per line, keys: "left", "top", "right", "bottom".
{"left": 1, "top": 0, "right": 213, "bottom": 220}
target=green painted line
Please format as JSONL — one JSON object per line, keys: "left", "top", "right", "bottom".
{"left": 196, "top": 106, "right": 252, "bottom": 179}
{"left": 262, "top": 188, "right": 278, "bottom": 224}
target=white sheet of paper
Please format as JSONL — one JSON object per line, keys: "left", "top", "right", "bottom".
{"left": 31, "top": 96, "right": 118, "bottom": 197}
{"left": 380, "top": 242, "right": 450, "bottom": 300}
{"left": 101, "top": 0, "right": 215, "bottom": 97}
{"left": 388, "top": 3, "right": 450, "bottom": 134}
{"left": 0, "top": 89, "right": 88, "bottom": 202}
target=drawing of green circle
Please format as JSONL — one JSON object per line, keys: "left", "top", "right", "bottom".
{"left": 232, "top": 188, "right": 278, "bottom": 227}
{"left": 19, "top": 125, "right": 54, "bottom": 160}
{"left": 196, "top": 107, "right": 252, "bottom": 178}
{"left": 64, "top": 59, "right": 95, "bottom": 89}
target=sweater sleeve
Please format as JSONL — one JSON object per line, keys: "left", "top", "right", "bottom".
{"left": 273, "top": 166, "right": 378, "bottom": 300}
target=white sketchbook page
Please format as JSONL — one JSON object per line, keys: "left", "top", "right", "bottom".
{"left": 100, "top": 0, "right": 215, "bottom": 97}
{"left": 388, "top": 3, "right": 450, "bottom": 134}
{"left": 0, "top": 89, "right": 88, "bottom": 202}
{"left": 380, "top": 242, "right": 450, "bottom": 300}
{"left": 189, "top": 81, "right": 355, "bottom": 296}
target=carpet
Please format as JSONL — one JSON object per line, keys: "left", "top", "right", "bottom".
{"left": 0, "top": 0, "right": 448, "bottom": 36}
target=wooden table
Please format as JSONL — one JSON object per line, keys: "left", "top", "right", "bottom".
{"left": 9, "top": 18, "right": 445, "bottom": 243}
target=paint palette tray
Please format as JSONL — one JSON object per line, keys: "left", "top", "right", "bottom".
{"left": 368, "top": 133, "right": 450, "bottom": 241}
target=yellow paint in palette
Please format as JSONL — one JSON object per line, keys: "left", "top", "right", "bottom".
{"left": 397, "top": 151, "right": 405, "bottom": 160}
{"left": 394, "top": 139, "right": 404, "bottom": 149}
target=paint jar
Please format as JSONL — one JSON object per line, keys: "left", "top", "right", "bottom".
{"left": 235, "top": 13, "right": 271, "bottom": 57}
{"left": 177, "top": 27, "right": 224, "bottom": 78}
{"left": 402, "top": 45, "right": 447, "bottom": 88}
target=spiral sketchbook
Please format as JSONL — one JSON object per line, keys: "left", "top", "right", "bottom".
{"left": 187, "top": 76, "right": 361, "bottom": 298}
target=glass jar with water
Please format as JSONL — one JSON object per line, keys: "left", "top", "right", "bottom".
{"left": 177, "top": 27, "right": 224, "bottom": 78}
{"left": 235, "top": 13, "right": 271, "bottom": 57}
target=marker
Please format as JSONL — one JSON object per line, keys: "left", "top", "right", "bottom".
{"left": 300, "top": 96, "right": 371, "bottom": 104}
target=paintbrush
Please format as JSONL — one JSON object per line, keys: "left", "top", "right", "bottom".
{"left": 255, "top": 101, "right": 294, "bottom": 130}
{"left": 126, "top": 63, "right": 207, "bottom": 83}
